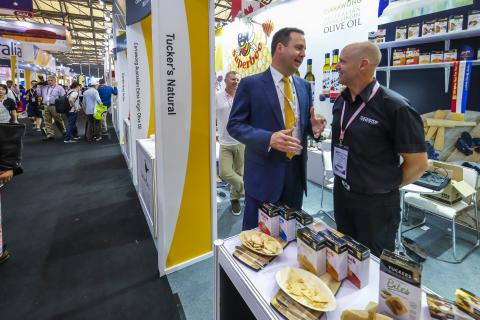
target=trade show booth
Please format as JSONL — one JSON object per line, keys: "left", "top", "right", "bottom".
{"left": 110, "top": 0, "right": 480, "bottom": 318}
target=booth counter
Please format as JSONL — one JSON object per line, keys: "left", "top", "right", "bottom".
{"left": 122, "top": 118, "right": 131, "bottom": 169}
{"left": 136, "top": 138, "right": 157, "bottom": 241}
{"left": 214, "top": 233, "right": 434, "bottom": 320}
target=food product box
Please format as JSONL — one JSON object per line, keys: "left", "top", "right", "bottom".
{"left": 432, "top": 51, "right": 444, "bottom": 63}
{"left": 420, "top": 53, "right": 431, "bottom": 64}
{"left": 408, "top": 23, "right": 420, "bottom": 39}
{"left": 258, "top": 203, "right": 279, "bottom": 237}
{"left": 278, "top": 206, "right": 296, "bottom": 242}
{"left": 422, "top": 20, "right": 436, "bottom": 36}
{"left": 406, "top": 48, "right": 420, "bottom": 65}
{"left": 444, "top": 49, "right": 458, "bottom": 62}
{"left": 455, "top": 288, "right": 480, "bottom": 319}
{"left": 368, "top": 31, "right": 377, "bottom": 43}
{"left": 376, "top": 29, "right": 386, "bottom": 43}
{"left": 393, "top": 50, "right": 406, "bottom": 66}
{"left": 297, "top": 227, "right": 326, "bottom": 277}
{"left": 468, "top": 10, "right": 480, "bottom": 30}
{"left": 427, "top": 294, "right": 455, "bottom": 319}
{"left": 435, "top": 18, "right": 448, "bottom": 34}
{"left": 378, "top": 250, "right": 423, "bottom": 320}
{"left": 395, "top": 26, "right": 407, "bottom": 40}
{"left": 319, "top": 229, "right": 348, "bottom": 282}
{"left": 343, "top": 235, "right": 370, "bottom": 289}
{"left": 449, "top": 15, "right": 464, "bottom": 32}
{"left": 294, "top": 209, "right": 313, "bottom": 232}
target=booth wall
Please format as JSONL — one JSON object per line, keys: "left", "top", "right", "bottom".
{"left": 126, "top": 15, "right": 155, "bottom": 186}
{"left": 152, "top": 0, "right": 212, "bottom": 274}
{"left": 116, "top": 50, "right": 130, "bottom": 160}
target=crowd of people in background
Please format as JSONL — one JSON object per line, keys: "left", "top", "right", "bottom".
{"left": 2, "top": 76, "right": 117, "bottom": 144}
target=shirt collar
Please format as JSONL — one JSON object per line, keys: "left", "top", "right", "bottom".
{"left": 270, "top": 66, "right": 292, "bottom": 86}
{"left": 341, "top": 78, "right": 377, "bottom": 104}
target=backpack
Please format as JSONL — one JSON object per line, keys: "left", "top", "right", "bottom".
{"left": 55, "top": 91, "right": 76, "bottom": 114}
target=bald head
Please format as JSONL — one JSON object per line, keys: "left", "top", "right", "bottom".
{"left": 344, "top": 41, "right": 382, "bottom": 71}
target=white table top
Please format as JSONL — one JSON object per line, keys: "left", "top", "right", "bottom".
{"left": 219, "top": 235, "right": 433, "bottom": 319}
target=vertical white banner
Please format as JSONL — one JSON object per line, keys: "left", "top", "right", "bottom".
{"left": 116, "top": 50, "right": 130, "bottom": 160}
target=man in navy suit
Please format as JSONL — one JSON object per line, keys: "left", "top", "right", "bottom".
{"left": 228, "top": 27, "right": 326, "bottom": 230}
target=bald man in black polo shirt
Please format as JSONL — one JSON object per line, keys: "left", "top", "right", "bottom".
{"left": 331, "top": 42, "right": 428, "bottom": 257}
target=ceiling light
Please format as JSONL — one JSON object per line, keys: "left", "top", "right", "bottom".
{"left": 105, "top": 16, "right": 111, "bottom": 22}
{"left": 99, "top": 0, "right": 104, "bottom": 5}
{"left": 106, "top": 29, "right": 112, "bottom": 34}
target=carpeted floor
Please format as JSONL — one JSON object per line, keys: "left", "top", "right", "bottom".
{"left": 0, "top": 114, "right": 181, "bottom": 320}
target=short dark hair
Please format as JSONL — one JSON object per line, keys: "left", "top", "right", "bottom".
{"left": 225, "top": 71, "right": 238, "bottom": 80}
{"left": 6, "top": 80, "right": 13, "bottom": 85}
{"left": 99, "top": 79, "right": 105, "bottom": 84}
{"left": 0, "top": 84, "right": 7, "bottom": 92}
{"left": 70, "top": 82, "right": 80, "bottom": 89}
{"left": 270, "top": 27, "right": 304, "bottom": 57}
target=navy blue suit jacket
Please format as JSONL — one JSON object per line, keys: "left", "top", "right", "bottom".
{"left": 227, "top": 68, "right": 313, "bottom": 203}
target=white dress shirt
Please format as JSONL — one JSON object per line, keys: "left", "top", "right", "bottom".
{"left": 270, "top": 66, "right": 301, "bottom": 147}
{"left": 215, "top": 90, "right": 239, "bottom": 146}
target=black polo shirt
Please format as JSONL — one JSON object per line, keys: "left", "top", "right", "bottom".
{"left": 331, "top": 79, "right": 426, "bottom": 197}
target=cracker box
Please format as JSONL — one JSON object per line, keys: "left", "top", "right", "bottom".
{"left": 455, "top": 288, "right": 480, "bottom": 320}
{"left": 343, "top": 235, "right": 370, "bottom": 289}
{"left": 295, "top": 209, "right": 313, "bottom": 232}
{"left": 427, "top": 294, "right": 455, "bottom": 320}
{"left": 258, "top": 203, "right": 279, "bottom": 237}
{"left": 420, "top": 52, "right": 431, "bottom": 64}
{"left": 432, "top": 51, "right": 444, "bottom": 63}
{"left": 297, "top": 227, "right": 327, "bottom": 277}
{"left": 444, "top": 49, "right": 458, "bottom": 62}
{"left": 435, "top": 18, "right": 448, "bottom": 34}
{"left": 379, "top": 250, "right": 423, "bottom": 320}
{"left": 395, "top": 26, "right": 407, "bottom": 40}
{"left": 468, "top": 10, "right": 480, "bottom": 30}
{"left": 319, "top": 229, "right": 348, "bottom": 282}
{"left": 393, "top": 50, "right": 406, "bottom": 66}
{"left": 376, "top": 29, "right": 386, "bottom": 43}
{"left": 406, "top": 48, "right": 420, "bottom": 65}
{"left": 449, "top": 15, "right": 464, "bottom": 32}
{"left": 278, "top": 206, "right": 296, "bottom": 242}
{"left": 408, "top": 23, "right": 420, "bottom": 39}
{"left": 422, "top": 20, "right": 436, "bottom": 36}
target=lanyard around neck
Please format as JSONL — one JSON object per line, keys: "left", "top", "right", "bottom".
{"left": 339, "top": 82, "right": 380, "bottom": 145}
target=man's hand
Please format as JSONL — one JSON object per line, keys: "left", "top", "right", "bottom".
{"left": 270, "top": 128, "right": 303, "bottom": 153}
{"left": 0, "top": 170, "right": 13, "bottom": 184}
{"left": 310, "top": 107, "right": 326, "bottom": 139}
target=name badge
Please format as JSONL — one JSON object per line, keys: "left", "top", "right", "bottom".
{"left": 333, "top": 144, "right": 349, "bottom": 180}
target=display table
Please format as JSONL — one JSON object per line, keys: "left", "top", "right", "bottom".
{"left": 214, "top": 234, "right": 433, "bottom": 320}
{"left": 136, "top": 138, "right": 157, "bottom": 240}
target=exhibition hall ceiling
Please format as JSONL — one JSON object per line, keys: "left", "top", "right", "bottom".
{"left": 0, "top": 0, "right": 232, "bottom": 67}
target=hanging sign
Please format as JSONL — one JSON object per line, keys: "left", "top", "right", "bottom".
{"left": 451, "top": 61, "right": 472, "bottom": 114}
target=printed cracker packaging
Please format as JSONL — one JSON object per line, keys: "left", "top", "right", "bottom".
{"left": 297, "top": 227, "right": 326, "bottom": 277}
{"left": 319, "top": 229, "right": 348, "bottom": 282}
{"left": 343, "top": 235, "right": 370, "bottom": 289}
{"left": 468, "top": 10, "right": 480, "bottom": 30}
{"left": 432, "top": 51, "right": 444, "bottom": 63}
{"left": 435, "top": 18, "right": 448, "bottom": 34}
{"left": 379, "top": 250, "right": 422, "bottom": 320}
{"left": 295, "top": 209, "right": 313, "bottom": 232}
{"left": 449, "top": 15, "right": 464, "bottom": 32}
{"left": 408, "top": 23, "right": 420, "bottom": 39}
{"left": 444, "top": 49, "right": 458, "bottom": 62}
{"left": 422, "top": 20, "right": 436, "bottom": 36}
{"left": 393, "top": 50, "right": 406, "bottom": 66}
{"left": 278, "top": 205, "right": 296, "bottom": 242}
{"left": 258, "top": 203, "right": 279, "bottom": 237}
{"left": 455, "top": 288, "right": 480, "bottom": 320}
{"left": 420, "top": 52, "right": 431, "bottom": 64}
{"left": 406, "top": 48, "right": 420, "bottom": 65}
{"left": 395, "top": 26, "right": 407, "bottom": 40}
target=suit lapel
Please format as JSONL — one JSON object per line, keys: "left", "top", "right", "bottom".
{"left": 262, "top": 69, "right": 285, "bottom": 129}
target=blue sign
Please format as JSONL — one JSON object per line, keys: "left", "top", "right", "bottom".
{"left": 126, "top": 0, "right": 151, "bottom": 26}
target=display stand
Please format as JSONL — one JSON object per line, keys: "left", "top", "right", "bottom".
{"left": 214, "top": 234, "right": 434, "bottom": 320}
{"left": 136, "top": 138, "right": 157, "bottom": 241}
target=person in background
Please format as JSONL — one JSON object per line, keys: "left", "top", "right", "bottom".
{"left": 64, "top": 82, "right": 82, "bottom": 143}
{"left": 331, "top": 41, "right": 428, "bottom": 257}
{"left": 227, "top": 27, "right": 326, "bottom": 230}
{"left": 6, "top": 80, "right": 19, "bottom": 104}
{"left": 37, "top": 76, "right": 66, "bottom": 141}
{"left": 83, "top": 84, "right": 103, "bottom": 142}
{"left": 0, "top": 84, "right": 17, "bottom": 124}
{"left": 216, "top": 71, "right": 244, "bottom": 215}
{"left": 97, "top": 79, "right": 118, "bottom": 134}
{"left": 26, "top": 80, "right": 42, "bottom": 131}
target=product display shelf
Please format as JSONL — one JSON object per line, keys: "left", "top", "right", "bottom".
{"left": 377, "top": 60, "right": 480, "bottom": 71}
{"left": 377, "top": 28, "right": 480, "bottom": 92}
{"left": 214, "top": 233, "right": 434, "bottom": 320}
{"left": 378, "top": 28, "right": 480, "bottom": 50}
